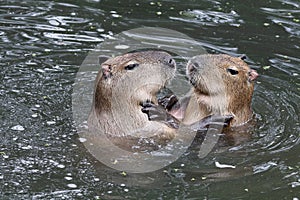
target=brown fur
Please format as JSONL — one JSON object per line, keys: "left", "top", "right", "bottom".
{"left": 88, "top": 51, "right": 177, "bottom": 150}
{"left": 183, "top": 54, "right": 258, "bottom": 127}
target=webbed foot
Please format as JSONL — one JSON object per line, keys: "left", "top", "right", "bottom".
{"left": 141, "top": 101, "right": 179, "bottom": 129}
{"left": 191, "top": 115, "right": 234, "bottom": 132}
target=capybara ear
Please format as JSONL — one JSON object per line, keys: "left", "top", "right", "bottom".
{"left": 187, "top": 61, "right": 198, "bottom": 73}
{"left": 249, "top": 69, "right": 259, "bottom": 81}
{"left": 239, "top": 54, "right": 247, "bottom": 60}
{"left": 99, "top": 55, "right": 112, "bottom": 79}
{"left": 101, "top": 64, "right": 112, "bottom": 79}
{"left": 98, "top": 55, "right": 111, "bottom": 65}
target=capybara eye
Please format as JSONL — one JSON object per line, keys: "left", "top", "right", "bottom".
{"left": 188, "top": 62, "right": 199, "bottom": 73}
{"left": 239, "top": 54, "right": 247, "bottom": 60}
{"left": 227, "top": 68, "right": 239, "bottom": 75}
{"left": 125, "top": 63, "right": 139, "bottom": 70}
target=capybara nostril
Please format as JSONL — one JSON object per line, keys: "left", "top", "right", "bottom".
{"left": 187, "top": 62, "right": 197, "bottom": 73}
{"left": 249, "top": 69, "right": 258, "bottom": 81}
{"left": 167, "top": 58, "right": 176, "bottom": 68}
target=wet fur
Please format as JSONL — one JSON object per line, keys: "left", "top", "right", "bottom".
{"left": 183, "top": 54, "right": 256, "bottom": 127}
{"left": 88, "top": 51, "right": 177, "bottom": 150}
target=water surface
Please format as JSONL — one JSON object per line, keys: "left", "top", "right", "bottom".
{"left": 0, "top": 0, "right": 299, "bottom": 199}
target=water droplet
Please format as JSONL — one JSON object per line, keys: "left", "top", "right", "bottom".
{"left": 11, "top": 89, "right": 20, "bottom": 93}
{"left": 111, "top": 14, "right": 121, "bottom": 18}
{"left": 46, "top": 121, "right": 56, "bottom": 125}
{"left": 78, "top": 137, "right": 87, "bottom": 143}
{"left": 293, "top": 18, "right": 299, "bottom": 23}
{"left": 31, "top": 169, "right": 39, "bottom": 173}
{"left": 11, "top": 125, "right": 25, "bottom": 131}
{"left": 64, "top": 176, "right": 73, "bottom": 181}
{"left": 67, "top": 183, "right": 77, "bottom": 188}
{"left": 215, "top": 161, "right": 236, "bottom": 169}
{"left": 57, "top": 164, "right": 65, "bottom": 169}
{"left": 97, "top": 28, "right": 104, "bottom": 32}
{"left": 115, "top": 45, "right": 130, "bottom": 50}
{"left": 49, "top": 19, "right": 60, "bottom": 26}
{"left": 36, "top": 69, "right": 45, "bottom": 73}
{"left": 21, "top": 145, "right": 32, "bottom": 150}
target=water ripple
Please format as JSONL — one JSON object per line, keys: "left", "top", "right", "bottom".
{"left": 250, "top": 53, "right": 300, "bottom": 155}
{"left": 46, "top": 16, "right": 90, "bottom": 26}
{"left": 34, "top": 24, "right": 67, "bottom": 31}
{"left": 43, "top": 32, "right": 103, "bottom": 42}
{"left": 170, "top": 10, "right": 243, "bottom": 27}
{"left": 0, "top": 0, "right": 299, "bottom": 198}
{"left": 261, "top": 1, "right": 300, "bottom": 36}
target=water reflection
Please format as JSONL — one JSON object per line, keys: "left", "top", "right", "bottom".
{"left": 170, "top": 10, "right": 243, "bottom": 27}
{"left": 262, "top": 0, "right": 300, "bottom": 36}
{"left": 0, "top": 0, "right": 299, "bottom": 199}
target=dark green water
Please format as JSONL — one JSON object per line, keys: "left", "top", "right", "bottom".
{"left": 1, "top": 0, "right": 299, "bottom": 199}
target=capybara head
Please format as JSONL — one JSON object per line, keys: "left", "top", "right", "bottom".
{"left": 187, "top": 54, "right": 258, "bottom": 125}
{"left": 94, "top": 51, "right": 176, "bottom": 112}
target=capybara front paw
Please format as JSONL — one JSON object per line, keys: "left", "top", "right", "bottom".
{"left": 141, "top": 101, "right": 168, "bottom": 121}
{"left": 191, "top": 114, "right": 234, "bottom": 132}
